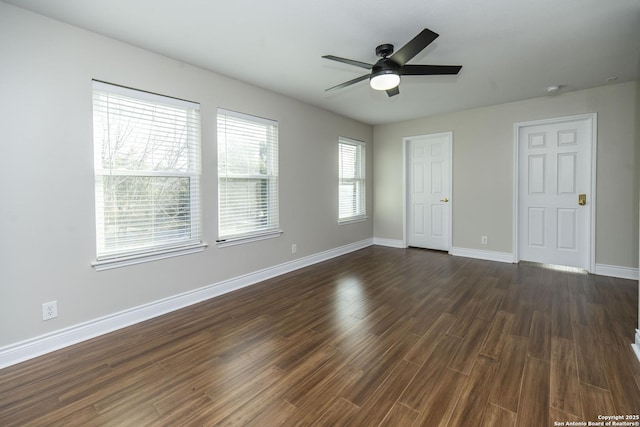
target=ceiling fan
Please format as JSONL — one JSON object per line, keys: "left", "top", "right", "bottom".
{"left": 322, "top": 28, "right": 462, "bottom": 97}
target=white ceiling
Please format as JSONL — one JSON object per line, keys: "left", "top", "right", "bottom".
{"left": 5, "top": 0, "right": 640, "bottom": 125}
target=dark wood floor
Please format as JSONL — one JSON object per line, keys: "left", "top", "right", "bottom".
{"left": 1, "top": 246, "right": 639, "bottom": 426}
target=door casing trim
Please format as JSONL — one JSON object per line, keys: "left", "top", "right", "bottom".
{"left": 402, "top": 132, "right": 453, "bottom": 250}
{"left": 512, "top": 113, "right": 597, "bottom": 272}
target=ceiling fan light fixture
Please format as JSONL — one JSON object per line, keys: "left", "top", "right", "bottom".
{"left": 370, "top": 70, "right": 400, "bottom": 91}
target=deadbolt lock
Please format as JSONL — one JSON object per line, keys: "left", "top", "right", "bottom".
{"left": 578, "top": 194, "right": 586, "bottom": 206}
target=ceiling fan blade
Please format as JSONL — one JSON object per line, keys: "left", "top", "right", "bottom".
{"left": 389, "top": 28, "right": 439, "bottom": 66}
{"left": 325, "top": 74, "right": 370, "bottom": 92}
{"left": 386, "top": 87, "right": 400, "bottom": 97}
{"left": 322, "top": 55, "right": 373, "bottom": 70}
{"left": 400, "top": 64, "right": 462, "bottom": 75}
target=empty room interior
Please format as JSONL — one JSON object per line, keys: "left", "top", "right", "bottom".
{"left": 1, "top": 0, "right": 640, "bottom": 425}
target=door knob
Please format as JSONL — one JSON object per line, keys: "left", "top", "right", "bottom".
{"left": 578, "top": 194, "right": 586, "bottom": 206}
{"left": 440, "top": 198, "right": 449, "bottom": 202}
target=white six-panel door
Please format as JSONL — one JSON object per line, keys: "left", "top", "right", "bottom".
{"left": 407, "top": 133, "right": 452, "bottom": 251}
{"left": 517, "top": 115, "right": 594, "bottom": 270}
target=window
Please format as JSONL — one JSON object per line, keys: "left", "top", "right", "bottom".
{"left": 92, "top": 81, "right": 202, "bottom": 265}
{"left": 338, "top": 137, "right": 366, "bottom": 222}
{"left": 217, "top": 109, "right": 279, "bottom": 242}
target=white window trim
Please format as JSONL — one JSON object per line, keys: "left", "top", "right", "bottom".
{"left": 338, "top": 137, "right": 367, "bottom": 222}
{"left": 217, "top": 108, "right": 280, "bottom": 243}
{"left": 92, "top": 81, "right": 203, "bottom": 269}
{"left": 338, "top": 216, "right": 368, "bottom": 225}
{"left": 93, "top": 80, "right": 199, "bottom": 110}
{"left": 92, "top": 243, "right": 208, "bottom": 271}
{"left": 215, "top": 230, "right": 283, "bottom": 248}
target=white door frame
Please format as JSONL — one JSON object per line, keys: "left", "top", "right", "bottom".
{"left": 512, "top": 113, "right": 597, "bottom": 271}
{"left": 402, "top": 132, "right": 453, "bottom": 250}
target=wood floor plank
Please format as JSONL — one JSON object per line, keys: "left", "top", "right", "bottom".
{"left": 588, "top": 302, "right": 623, "bottom": 348}
{"left": 408, "top": 297, "right": 446, "bottom": 336}
{"left": 448, "top": 355, "right": 498, "bottom": 426}
{"left": 549, "top": 407, "right": 583, "bottom": 425}
{"left": 376, "top": 403, "right": 419, "bottom": 427}
{"left": 532, "top": 272, "right": 553, "bottom": 311}
{"left": 215, "top": 344, "right": 339, "bottom": 426}
{"left": 183, "top": 365, "right": 285, "bottom": 425}
{"left": 500, "top": 282, "right": 522, "bottom": 314}
{"left": 516, "top": 356, "right": 550, "bottom": 427}
{"left": 447, "top": 298, "right": 483, "bottom": 339}
{"left": 93, "top": 397, "right": 162, "bottom": 426}
{"left": 342, "top": 331, "right": 419, "bottom": 406}
{"left": 284, "top": 338, "right": 371, "bottom": 408}
{"left": 398, "top": 336, "right": 468, "bottom": 427}
{"left": 376, "top": 403, "right": 418, "bottom": 427}
{"left": 568, "top": 287, "right": 589, "bottom": 327}
{"left": 480, "top": 310, "right": 514, "bottom": 359}
{"left": 31, "top": 361, "right": 163, "bottom": 426}
{"left": 153, "top": 352, "right": 275, "bottom": 416}
{"left": 0, "top": 247, "right": 637, "bottom": 426}
{"left": 489, "top": 335, "right": 529, "bottom": 413}
{"left": 311, "top": 397, "right": 359, "bottom": 427}
{"left": 147, "top": 394, "right": 213, "bottom": 426}
{"left": 573, "top": 324, "right": 609, "bottom": 389}
{"left": 344, "top": 316, "right": 414, "bottom": 373}
{"left": 399, "top": 334, "right": 462, "bottom": 410}
{"left": 448, "top": 318, "right": 491, "bottom": 375}
{"left": 550, "top": 337, "right": 582, "bottom": 418}
{"left": 551, "top": 280, "right": 573, "bottom": 339}
{"left": 511, "top": 301, "right": 534, "bottom": 338}
{"left": 477, "top": 286, "right": 506, "bottom": 321}
{"left": 404, "top": 312, "right": 456, "bottom": 365}
{"left": 284, "top": 368, "right": 362, "bottom": 425}
{"left": 597, "top": 344, "right": 640, "bottom": 414}
{"left": 410, "top": 368, "right": 467, "bottom": 427}
{"left": 347, "top": 359, "right": 419, "bottom": 426}
{"left": 0, "top": 363, "right": 110, "bottom": 426}
{"left": 441, "top": 278, "right": 473, "bottom": 312}
{"left": 244, "top": 399, "right": 296, "bottom": 427}
{"left": 528, "top": 310, "right": 551, "bottom": 361}
{"left": 482, "top": 403, "right": 517, "bottom": 427}
{"left": 579, "top": 382, "right": 617, "bottom": 422}
{"left": 273, "top": 330, "right": 334, "bottom": 371}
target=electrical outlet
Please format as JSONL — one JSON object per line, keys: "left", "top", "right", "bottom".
{"left": 42, "top": 301, "right": 58, "bottom": 321}
{"left": 481, "top": 236, "right": 488, "bottom": 245}
{"left": 291, "top": 243, "right": 297, "bottom": 254}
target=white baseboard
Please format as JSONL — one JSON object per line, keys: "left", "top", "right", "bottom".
{"left": 633, "top": 330, "right": 640, "bottom": 365}
{"left": 450, "top": 247, "right": 514, "bottom": 263}
{"left": 594, "top": 263, "right": 639, "bottom": 280}
{"left": 448, "top": 249, "right": 639, "bottom": 279}
{"left": 0, "top": 238, "right": 373, "bottom": 369}
{"left": 374, "top": 242, "right": 515, "bottom": 263}
{"left": 373, "top": 237, "right": 406, "bottom": 248}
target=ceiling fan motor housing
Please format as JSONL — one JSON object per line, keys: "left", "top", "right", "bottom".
{"left": 375, "top": 43, "right": 395, "bottom": 58}
{"left": 372, "top": 57, "right": 400, "bottom": 73}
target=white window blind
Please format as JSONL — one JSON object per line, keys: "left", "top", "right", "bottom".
{"left": 217, "top": 108, "right": 279, "bottom": 240}
{"left": 92, "top": 81, "right": 202, "bottom": 261}
{"left": 339, "top": 137, "right": 366, "bottom": 221}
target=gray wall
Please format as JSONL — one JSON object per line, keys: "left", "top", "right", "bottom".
{"left": 0, "top": 4, "right": 372, "bottom": 347}
{"left": 374, "top": 81, "right": 639, "bottom": 269}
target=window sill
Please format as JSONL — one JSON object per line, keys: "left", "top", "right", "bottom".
{"left": 338, "top": 216, "right": 368, "bottom": 225}
{"left": 92, "top": 243, "right": 208, "bottom": 271}
{"left": 216, "top": 230, "right": 283, "bottom": 248}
